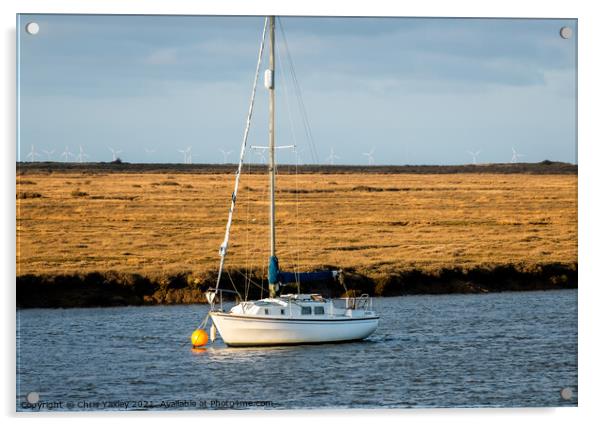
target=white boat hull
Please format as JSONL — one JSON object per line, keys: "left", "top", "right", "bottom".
{"left": 210, "top": 312, "right": 379, "bottom": 347}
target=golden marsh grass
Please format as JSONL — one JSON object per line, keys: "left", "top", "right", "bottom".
{"left": 16, "top": 172, "right": 577, "bottom": 279}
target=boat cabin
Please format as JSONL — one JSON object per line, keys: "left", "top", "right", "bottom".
{"left": 228, "top": 293, "right": 375, "bottom": 319}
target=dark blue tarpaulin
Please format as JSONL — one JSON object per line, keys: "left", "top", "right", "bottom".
{"left": 268, "top": 256, "right": 334, "bottom": 284}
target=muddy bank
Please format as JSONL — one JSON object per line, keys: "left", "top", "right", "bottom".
{"left": 17, "top": 161, "right": 577, "bottom": 175}
{"left": 16, "top": 263, "right": 577, "bottom": 308}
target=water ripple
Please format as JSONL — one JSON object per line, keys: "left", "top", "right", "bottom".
{"left": 16, "top": 291, "right": 577, "bottom": 410}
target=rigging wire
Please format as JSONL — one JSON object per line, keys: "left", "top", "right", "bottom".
{"left": 276, "top": 26, "right": 303, "bottom": 293}
{"left": 278, "top": 17, "right": 346, "bottom": 292}
{"left": 212, "top": 17, "right": 268, "bottom": 308}
{"left": 277, "top": 18, "right": 321, "bottom": 165}
{"left": 226, "top": 270, "right": 244, "bottom": 301}
{"left": 232, "top": 268, "right": 267, "bottom": 291}
{"left": 244, "top": 159, "right": 251, "bottom": 301}
{"left": 243, "top": 164, "right": 270, "bottom": 300}
{"left": 213, "top": 17, "right": 343, "bottom": 309}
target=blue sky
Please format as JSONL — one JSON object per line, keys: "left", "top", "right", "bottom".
{"left": 17, "top": 15, "right": 577, "bottom": 165}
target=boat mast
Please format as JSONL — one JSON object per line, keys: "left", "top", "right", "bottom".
{"left": 269, "top": 16, "right": 276, "bottom": 259}
{"left": 268, "top": 16, "right": 278, "bottom": 298}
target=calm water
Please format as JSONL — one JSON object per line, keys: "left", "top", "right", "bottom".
{"left": 16, "top": 290, "right": 577, "bottom": 410}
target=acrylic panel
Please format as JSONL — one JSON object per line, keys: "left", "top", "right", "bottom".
{"left": 16, "top": 14, "right": 577, "bottom": 411}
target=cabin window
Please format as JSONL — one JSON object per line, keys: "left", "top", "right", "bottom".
{"left": 264, "top": 308, "right": 269, "bottom": 315}
{"left": 281, "top": 309, "right": 285, "bottom": 315}
{"left": 314, "top": 306, "right": 325, "bottom": 315}
{"left": 301, "top": 306, "right": 311, "bottom": 315}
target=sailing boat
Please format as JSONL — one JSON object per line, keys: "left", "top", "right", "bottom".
{"left": 206, "top": 16, "right": 379, "bottom": 347}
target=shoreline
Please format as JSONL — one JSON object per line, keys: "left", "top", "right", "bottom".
{"left": 16, "top": 262, "right": 577, "bottom": 309}
{"left": 17, "top": 161, "right": 577, "bottom": 175}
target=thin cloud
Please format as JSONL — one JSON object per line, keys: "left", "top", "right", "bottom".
{"left": 18, "top": 14, "right": 577, "bottom": 165}
{"left": 145, "top": 48, "right": 179, "bottom": 65}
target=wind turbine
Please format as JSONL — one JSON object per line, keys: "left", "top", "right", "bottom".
{"left": 362, "top": 148, "right": 375, "bottom": 166}
{"left": 145, "top": 147, "right": 156, "bottom": 155}
{"left": 25, "top": 145, "right": 40, "bottom": 162}
{"left": 220, "top": 149, "right": 233, "bottom": 164}
{"left": 253, "top": 148, "right": 267, "bottom": 164}
{"left": 177, "top": 148, "right": 186, "bottom": 164}
{"left": 178, "top": 147, "right": 192, "bottom": 164}
{"left": 467, "top": 150, "right": 481, "bottom": 165}
{"left": 76, "top": 146, "right": 89, "bottom": 163}
{"left": 60, "top": 146, "right": 74, "bottom": 162}
{"left": 325, "top": 147, "right": 340, "bottom": 165}
{"left": 108, "top": 147, "right": 122, "bottom": 162}
{"left": 511, "top": 147, "right": 524, "bottom": 163}
{"left": 42, "top": 149, "right": 55, "bottom": 161}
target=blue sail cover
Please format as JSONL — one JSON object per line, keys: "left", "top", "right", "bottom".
{"left": 268, "top": 256, "right": 335, "bottom": 284}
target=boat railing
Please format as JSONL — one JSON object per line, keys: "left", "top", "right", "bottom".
{"left": 207, "top": 288, "right": 240, "bottom": 311}
{"left": 332, "top": 294, "right": 372, "bottom": 311}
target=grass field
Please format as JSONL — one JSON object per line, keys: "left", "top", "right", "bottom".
{"left": 16, "top": 170, "right": 577, "bottom": 282}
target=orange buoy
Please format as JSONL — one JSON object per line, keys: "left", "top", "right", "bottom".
{"left": 191, "top": 329, "right": 208, "bottom": 347}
